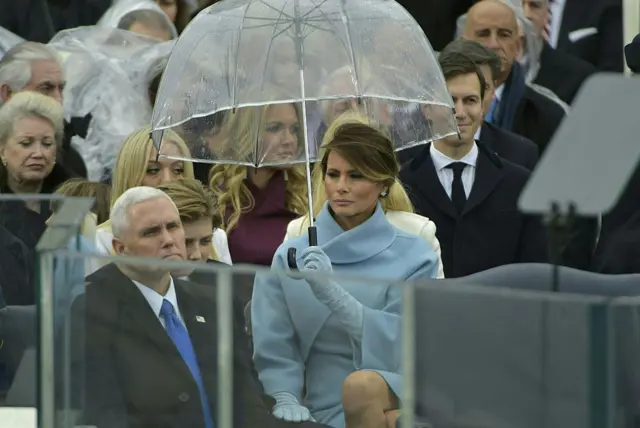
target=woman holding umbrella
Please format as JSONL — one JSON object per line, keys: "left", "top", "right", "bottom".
{"left": 251, "top": 117, "right": 440, "bottom": 428}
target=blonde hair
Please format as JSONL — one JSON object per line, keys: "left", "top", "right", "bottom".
{"left": 52, "top": 178, "right": 112, "bottom": 224}
{"left": 109, "top": 125, "right": 194, "bottom": 208}
{"left": 157, "top": 178, "right": 221, "bottom": 228}
{"left": 208, "top": 102, "right": 308, "bottom": 232}
{"left": 0, "top": 91, "right": 64, "bottom": 187}
{"left": 307, "top": 113, "right": 413, "bottom": 225}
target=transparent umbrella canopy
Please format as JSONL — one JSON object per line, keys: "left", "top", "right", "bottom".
{"left": 151, "top": 0, "right": 457, "bottom": 254}
{"left": 151, "top": 0, "right": 457, "bottom": 168}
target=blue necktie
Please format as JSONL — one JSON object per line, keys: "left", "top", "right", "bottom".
{"left": 160, "top": 300, "right": 215, "bottom": 428}
{"left": 485, "top": 97, "right": 500, "bottom": 123}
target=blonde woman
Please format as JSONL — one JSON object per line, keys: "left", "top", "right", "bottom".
{"left": 209, "top": 101, "right": 307, "bottom": 266}
{"left": 95, "top": 125, "right": 231, "bottom": 263}
{"left": 285, "top": 113, "right": 445, "bottom": 278}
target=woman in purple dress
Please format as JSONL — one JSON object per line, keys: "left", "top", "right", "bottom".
{"left": 209, "top": 99, "right": 309, "bottom": 300}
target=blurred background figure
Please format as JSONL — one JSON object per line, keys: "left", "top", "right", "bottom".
{"left": 517, "top": 0, "right": 596, "bottom": 104}
{"left": 0, "top": 41, "right": 87, "bottom": 177}
{"left": 0, "top": 91, "right": 68, "bottom": 304}
{"left": 100, "top": 0, "right": 178, "bottom": 40}
{"left": 0, "top": 0, "right": 111, "bottom": 43}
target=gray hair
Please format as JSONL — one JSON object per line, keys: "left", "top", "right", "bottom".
{"left": 0, "top": 91, "right": 64, "bottom": 150}
{"left": 117, "top": 10, "right": 173, "bottom": 35}
{"left": 318, "top": 63, "right": 389, "bottom": 125}
{"left": 0, "top": 42, "right": 63, "bottom": 104}
{"left": 110, "top": 186, "right": 177, "bottom": 238}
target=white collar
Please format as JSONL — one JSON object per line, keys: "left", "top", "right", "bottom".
{"left": 430, "top": 142, "right": 479, "bottom": 171}
{"left": 133, "top": 276, "right": 181, "bottom": 321}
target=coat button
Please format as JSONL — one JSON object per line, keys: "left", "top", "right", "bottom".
{"left": 178, "top": 392, "right": 190, "bottom": 402}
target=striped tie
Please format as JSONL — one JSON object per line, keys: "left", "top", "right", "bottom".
{"left": 543, "top": 0, "right": 554, "bottom": 41}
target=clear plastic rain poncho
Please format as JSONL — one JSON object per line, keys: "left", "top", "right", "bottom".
{"left": 0, "top": 27, "right": 24, "bottom": 58}
{"left": 98, "top": 0, "right": 178, "bottom": 39}
{"left": 49, "top": 26, "right": 175, "bottom": 181}
{"left": 151, "top": 0, "right": 458, "bottom": 168}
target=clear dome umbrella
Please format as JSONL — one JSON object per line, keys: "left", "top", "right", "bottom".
{"left": 151, "top": 0, "right": 458, "bottom": 251}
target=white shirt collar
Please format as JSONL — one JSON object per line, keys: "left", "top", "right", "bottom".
{"left": 494, "top": 84, "right": 505, "bottom": 101}
{"left": 430, "top": 142, "right": 479, "bottom": 171}
{"left": 133, "top": 276, "right": 182, "bottom": 322}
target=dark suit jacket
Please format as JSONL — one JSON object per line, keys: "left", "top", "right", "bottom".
{"left": 0, "top": 0, "right": 110, "bottom": 43}
{"left": 513, "top": 85, "right": 566, "bottom": 154}
{"left": 394, "top": 0, "right": 475, "bottom": 51}
{"left": 534, "top": 42, "right": 596, "bottom": 105}
{"left": 479, "top": 122, "right": 539, "bottom": 171}
{"left": 399, "top": 143, "right": 549, "bottom": 278}
{"left": 73, "top": 263, "right": 276, "bottom": 428}
{"left": 555, "top": 0, "right": 623, "bottom": 72}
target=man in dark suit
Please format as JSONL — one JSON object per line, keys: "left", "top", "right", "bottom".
{"left": 520, "top": 0, "right": 596, "bottom": 104}
{"left": 401, "top": 51, "right": 548, "bottom": 278}
{"left": 461, "top": 0, "right": 565, "bottom": 154}
{"left": 439, "top": 38, "right": 539, "bottom": 170}
{"left": 522, "top": 0, "right": 623, "bottom": 72}
{"left": 533, "top": 41, "right": 596, "bottom": 105}
{"left": 73, "top": 187, "right": 322, "bottom": 428}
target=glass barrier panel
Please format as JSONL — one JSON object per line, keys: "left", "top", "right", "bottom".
{"left": 406, "top": 280, "right": 614, "bottom": 428}
{"left": 44, "top": 250, "right": 411, "bottom": 428}
{"left": 0, "top": 195, "right": 90, "bottom": 414}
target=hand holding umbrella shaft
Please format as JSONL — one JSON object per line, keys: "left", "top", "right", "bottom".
{"left": 300, "top": 246, "right": 363, "bottom": 340}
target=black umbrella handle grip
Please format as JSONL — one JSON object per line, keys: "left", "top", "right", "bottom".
{"left": 287, "top": 226, "right": 318, "bottom": 270}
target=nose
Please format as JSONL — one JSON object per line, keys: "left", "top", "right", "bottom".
{"left": 188, "top": 246, "right": 202, "bottom": 261}
{"left": 160, "top": 168, "right": 174, "bottom": 184}
{"left": 336, "top": 174, "right": 349, "bottom": 194}
{"left": 485, "top": 32, "right": 500, "bottom": 50}
{"left": 282, "top": 128, "right": 296, "bottom": 147}
{"left": 51, "top": 89, "right": 63, "bottom": 104}
{"left": 161, "top": 227, "right": 177, "bottom": 247}
{"left": 454, "top": 100, "right": 466, "bottom": 118}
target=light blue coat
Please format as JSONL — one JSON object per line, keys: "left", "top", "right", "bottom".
{"left": 251, "top": 202, "right": 439, "bottom": 428}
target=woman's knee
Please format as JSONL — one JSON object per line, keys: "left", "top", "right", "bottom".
{"left": 341, "top": 370, "right": 390, "bottom": 412}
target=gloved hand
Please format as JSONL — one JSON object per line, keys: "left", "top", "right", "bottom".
{"left": 271, "top": 392, "right": 313, "bottom": 422}
{"left": 299, "top": 246, "right": 364, "bottom": 340}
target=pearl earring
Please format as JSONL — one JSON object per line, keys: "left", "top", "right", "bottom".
{"left": 380, "top": 190, "right": 388, "bottom": 197}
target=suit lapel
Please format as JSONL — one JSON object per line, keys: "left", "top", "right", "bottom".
{"left": 556, "top": 0, "right": 584, "bottom": 51}
{"left": 175, "top": 282, "right": 219, "bottom": 402}
{"left": 111, "top": 267, "right": 194, "bottom": 383}
{"left": 463, "top": 147, "right": 504, "bottom": 215}
{"left": 404, "top": 145, "right": 458, "bottom": 219}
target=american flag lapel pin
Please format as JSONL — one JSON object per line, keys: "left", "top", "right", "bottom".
{"left": 196, "top": 316, "right": 206, "bottom": 323}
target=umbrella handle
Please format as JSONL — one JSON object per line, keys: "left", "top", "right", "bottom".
{"left": 287, "top": 226, "right": 318, "bottom": 270}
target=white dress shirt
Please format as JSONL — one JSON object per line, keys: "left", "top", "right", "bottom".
{"left": 430, "top": 143, "right": 479, "bottom": 199}
{"left": 133, "top": 276, "right": 186, "bottom": 329}
{"left": 548, "top": 0, "right": 567, "bottom": 48}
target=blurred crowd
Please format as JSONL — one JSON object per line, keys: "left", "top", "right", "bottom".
{"left": 0, "top": 0, "right": 636, "bottom": 427}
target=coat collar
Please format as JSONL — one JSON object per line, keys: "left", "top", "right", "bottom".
{"left": 311, "top": 201, "right": 396, "bottom": 264}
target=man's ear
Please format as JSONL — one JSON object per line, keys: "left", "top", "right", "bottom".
{"left": 112, "top": 237, "right": 126, "bottom": 255}
{"left": 0, "top": 84, "right": 13, "bottom": 103}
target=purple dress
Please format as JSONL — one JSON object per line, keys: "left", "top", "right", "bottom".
{"left": 226, "top": 171, "right": 298, "bottom": 266}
